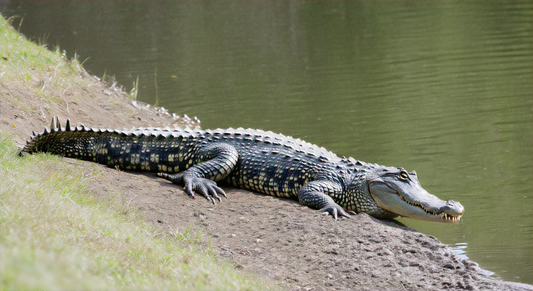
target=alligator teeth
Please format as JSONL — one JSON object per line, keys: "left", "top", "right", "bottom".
{"left": 441, "top": 213, "right": 461, "bottom": 222}
{"left": 398, "top": 193, "right": 461, "bottom": 222}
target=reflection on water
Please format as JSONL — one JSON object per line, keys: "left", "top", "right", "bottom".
{"left": 452, "top": 242, "right": 469, "bottom": 261}
{"left": 1, "top": 0, "right": 531, "bottom": 284}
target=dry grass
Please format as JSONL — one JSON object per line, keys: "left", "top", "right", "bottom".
{"left": 1, "top": 18, "right": 82, "bottom": 113}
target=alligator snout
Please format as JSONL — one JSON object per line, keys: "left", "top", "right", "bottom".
{"left": 444, "top": 200, "right": 464, "bottom": 216}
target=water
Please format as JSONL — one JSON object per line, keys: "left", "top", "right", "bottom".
{"left": 1, "top": 1, "right": 531, "bottom": 284}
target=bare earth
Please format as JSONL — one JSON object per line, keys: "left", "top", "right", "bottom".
{"left": 2, "top": 69, "right": 531, "bottom": 291}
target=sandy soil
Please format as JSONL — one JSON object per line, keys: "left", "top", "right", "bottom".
{"left": 2, "top": 70, "right": 531, "bottom": 291}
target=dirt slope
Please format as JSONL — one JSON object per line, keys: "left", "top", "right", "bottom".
{"left": 2, "top": 69, "right": 531, "bottom": 291}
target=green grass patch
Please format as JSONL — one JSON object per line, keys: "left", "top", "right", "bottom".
{"left": 1, "top": 134, "right": 274, "bottom": 290}
{"left": 0, "top": 16, "right": 97, "bottom": 115}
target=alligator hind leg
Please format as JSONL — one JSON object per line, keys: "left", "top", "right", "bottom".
{"left": 157, "top": 143, "right": 239, "bottom": 204}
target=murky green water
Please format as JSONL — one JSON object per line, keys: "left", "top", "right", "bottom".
{"left": 2, "top": 1, "right": 531, "bottom": 284}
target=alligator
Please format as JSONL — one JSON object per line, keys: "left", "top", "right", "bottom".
{"left": 20, "top": 116, "right": 464, "bottom": 222}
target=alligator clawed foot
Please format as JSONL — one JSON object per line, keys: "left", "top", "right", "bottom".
{"left": 184, "top": 177, "right": 226, "bottom": 204}
{"left": 320, "top": 204, "right": 351, "bottom": 220}
{"left": 157, "top": 173, "right": 227, "bottom": 204}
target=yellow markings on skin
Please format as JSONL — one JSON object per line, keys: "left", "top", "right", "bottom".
{"left": 140, "top": 160, "right": 150, "bottom": 171}
{"left": 132, "top": 154, "right": 140, "bottom": 165}
{"left": 150, "top": 154, "right": 159, "bottom": 163}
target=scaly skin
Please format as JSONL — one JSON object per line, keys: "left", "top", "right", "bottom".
{"left": 20, "top": 116, "right": 464, "bottom": 222}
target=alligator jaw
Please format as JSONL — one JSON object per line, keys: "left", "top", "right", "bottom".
{"left": 368, "top": 181, "right": 464, "bottom": 223}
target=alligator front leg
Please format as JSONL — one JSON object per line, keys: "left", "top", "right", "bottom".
{"left": 158, "top": 143, "right": 239, "bottom": 204}
{"left": 298, "top": 180, "right": 350, "bottom": 220}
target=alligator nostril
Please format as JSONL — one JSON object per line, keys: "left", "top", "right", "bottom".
{"left": 445, "top": 200, "right": 464, "bottom": 214}
{"left": 447, "top": 200, "right": 459, "bottom": 206}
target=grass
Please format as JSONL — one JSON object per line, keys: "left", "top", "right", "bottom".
{"left": 1, "top": 135, "right": 270, "bottom": 290}
{"left": 0, "top": 15, "right": 99, "bottom": 116}
{"left": 0, "top": 16, "right": 276, "bottom": 290}
{"left": 130, "top": 75, "right": 140, "bottom": 100}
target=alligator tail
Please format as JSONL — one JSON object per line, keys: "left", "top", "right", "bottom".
{"left": 19, "top": 116, "right": 103, "bottom": 162}
{"left": 19, "top": 116, "right": 194, "bottom": 173}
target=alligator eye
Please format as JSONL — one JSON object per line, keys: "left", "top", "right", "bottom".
{"left": 399, "top": 171, "right": 409, "bottom": 180}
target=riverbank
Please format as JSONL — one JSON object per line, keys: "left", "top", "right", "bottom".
{"left": 1, "top": 16, "right": 531, "bottom": 291}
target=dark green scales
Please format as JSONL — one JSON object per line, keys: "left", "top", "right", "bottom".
{"left": 21, "top": 116, "right": 464, "bottom": 222}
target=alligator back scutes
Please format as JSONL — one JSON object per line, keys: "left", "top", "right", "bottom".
{"left": 21, "top": 116, "right": 339, "bottom": 162}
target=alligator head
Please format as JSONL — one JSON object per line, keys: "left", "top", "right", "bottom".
{"left": 366, "top": 167, "right": 464, "bottom": 223}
